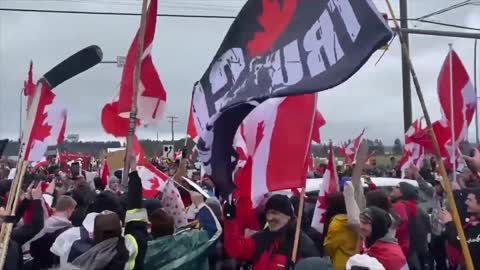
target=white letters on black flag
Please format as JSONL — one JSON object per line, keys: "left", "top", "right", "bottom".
{"left": 192, "top": 0, "right": 393, "bottom": 194}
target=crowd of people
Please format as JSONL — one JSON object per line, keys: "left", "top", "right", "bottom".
{"left": 0, "top": 152, "right": 478, "bottom": 270}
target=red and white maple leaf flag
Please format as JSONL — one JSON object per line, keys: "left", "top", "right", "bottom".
{"left": 311, "top": 141, "right": 339, "bottom": 234}
{"left": 137, "top": 158, "right": 168, "bottom": 198}
{"left": 412, "top": 49, "right": 476, "bottom": 168}
{"left": 400, "top": 119, "right": 425, "bottom": 177}
{"left": 232, "top": 94, "right": 317, "bottom": 210}
{"left": 23, "top": 82, "right": 67, "bottom": 162}
{"left": 338, "top": 129, "right": 365, "bottom": 165}
{"left": 117, "top": 0, "right": 166, "bottom": 126}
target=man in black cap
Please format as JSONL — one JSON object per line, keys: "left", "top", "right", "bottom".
{"left": 223, "top": 194, "right": 319, "bottom": 270}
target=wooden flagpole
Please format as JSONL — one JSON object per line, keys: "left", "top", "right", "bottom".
{"left": 385, "top": 1, "right": 474, "bottom": 269}
{"left": 291, "top": 188, "right": 305, "bottom": 263}
{"left": 122, "top": 0, "right": 150, "bottom": 188}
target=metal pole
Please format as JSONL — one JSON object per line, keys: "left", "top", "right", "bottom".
{"left": 475, "top": 39, "right": 478, "bottom": 144}
{"left": 400, "top": 0, "right": 411, "bottom": 133}
{"left": 394, "top": 28, "right": 480, "bottom": 39}
{"left": 167, "top": 116, "right": 178, "bottom": 144}
{"left": 19, "top": 88, "right": 23, "bottom": 142}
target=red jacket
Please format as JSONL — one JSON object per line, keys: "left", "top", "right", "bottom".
{"left": 367, "top": 240, "right": 407, "bottom": 270}
{"left": 392, "top": 202, "right": 410, "bottom": 256}
{"left": 224, "top": 219, "right": 319, "bottom": 270}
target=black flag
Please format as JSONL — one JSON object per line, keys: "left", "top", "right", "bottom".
{"left": 192, "top": 0, "right": 393, "bottom": 194}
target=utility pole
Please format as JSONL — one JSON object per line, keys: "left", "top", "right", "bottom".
{"left": 167, "top": 116, "right": 178, "bottom": 144}
{"left": 400, "top": 0, "right": 412, "bottom": 133}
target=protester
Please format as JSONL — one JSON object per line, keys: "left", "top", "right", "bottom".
{"left": 323, "top": 188, "right": 360, "bottom": 270}
{"left": 390, "top": 181, "right": 430, "bottom": 269}
{"left": 61, "top": 155, "right": 149, "bottom": 270}
{"left": 223, "top": 194, "right": 319, "bottom": 270}
{"left": 365, "top": 190, "right": 402, "bottom": 237}
{"left": 144, "top": 191, "right": 222, "bottom": 270}
{"left": 29, "top": 195, "right": 77, "bottom": 269}
{"left": 4, "top": 183, "right": 45, "bottom": 270}
{"left": 440, "top": 187, "right": 480, "bottom": 270}
{"left": 359, "top": 206, "right": 408, "bottom": 270}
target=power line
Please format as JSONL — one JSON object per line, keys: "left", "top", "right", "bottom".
{"left": 0, "top": 7, "right": 237, "bottom": 18}
{"left": 1, "top": 7, "right": 479, "bottom": 31}
{"left": 416, "top": 0, "right": 472, "bottom": 20}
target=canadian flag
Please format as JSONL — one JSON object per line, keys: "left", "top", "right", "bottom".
{"left": 23, "top": 77, "right": 67, "bottom": 162}
{"left": 399, "top": 119, "right": 425, "bottom": 177}
{"left": 137, "top": 158, "right": 168, "bottom": 198}
{"left": 412, "top": 49, "right": 476, "bottom": 169}
{"left": 232, "top": 94, "right": 319, "bottom": 210}
{"left": 338, "top": 129, "right": 365, "bottom": 165}
{"left": 311, "top": 141, "right": 339, "bottom": 234}
{"left": 128, "top": 134, "right": 168, "bottom": 197}
{"left": 101, "top": 0, "right": 166, "bottom": 137}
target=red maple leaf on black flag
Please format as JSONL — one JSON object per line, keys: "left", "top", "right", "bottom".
{"left": 247, "top": 0, "right": 299, "bottom": 57}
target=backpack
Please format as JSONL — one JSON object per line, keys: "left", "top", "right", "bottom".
{"left": 68, "top": 226, "right": 94, "bottom": 263}
{"left": 403, "top": 202, "right": 430, "bottom": 255}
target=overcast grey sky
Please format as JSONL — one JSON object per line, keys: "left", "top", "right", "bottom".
{"left": 0, "top": 0, "right": 479, "bottom": 144}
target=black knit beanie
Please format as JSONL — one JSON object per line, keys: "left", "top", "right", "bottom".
{"left": 265, "top": 194, "right": 294, "bottom": 217}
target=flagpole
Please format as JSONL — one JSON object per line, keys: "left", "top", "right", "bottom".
{"left": 385, "top": 1, "right": 474, "bottom": 269}
{"left": 122, "top": 0, "right": 149, "bottom": 188}
{"left": 449, "top": 44, "right": 457, "bottom": 184}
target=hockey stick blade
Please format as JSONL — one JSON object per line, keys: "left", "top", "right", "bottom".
{"left": 43, "top": 45, "right": 103, "bottom": 89}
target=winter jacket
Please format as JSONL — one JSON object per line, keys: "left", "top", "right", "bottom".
{"left": 366, "top": 236, "right": 408, "bottom": 270}
{"left": 4, "top": 199, "right": 44, "bottom": 270}
{"left": 323, "top": 215, "right": 359, "bottom": 270}
{"left": 224, "top": 218, "right": 319, "bottom": 270}
{"left": 30, "top": 215, "right": 73, "bottom": 268}
{"left": 144, "top": 203, "right": 222, "bottom": 270}
{"left": 444, "top": 220, "right": 480, "bottom": 270}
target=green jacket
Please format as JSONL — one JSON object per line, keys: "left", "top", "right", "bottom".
{"left": 144, "top": 229, "right": 214, "bottom": 270}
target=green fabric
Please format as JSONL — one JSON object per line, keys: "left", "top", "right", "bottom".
{"left": 144, "top": 229, "right": 213, "bottom": 270}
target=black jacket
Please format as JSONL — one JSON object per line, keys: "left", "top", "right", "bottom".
{"left": 445, "top": 221, "right": 480, "bottom": 269}
{"left": 4, "top": 199, "right": 44, "bottom": 270}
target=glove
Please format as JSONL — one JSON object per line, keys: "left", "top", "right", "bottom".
{"left": 223, "top": 200, "right": 236, "bottom": 220}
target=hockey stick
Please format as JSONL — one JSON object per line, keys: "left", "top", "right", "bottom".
{"left": 0, "top": 45, "right": 103, "bottom": 269}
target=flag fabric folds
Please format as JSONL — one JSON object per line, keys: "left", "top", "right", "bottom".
{"left": 338, "top": 129, "right": 365, "bottom": 165}
{"left": 192, "top": 0, "right": 392, "bottom": 194}
{"left": 311, "top": 141, "right": 339, "bottom": 233}
{"left": 101, "top": 0, "right": 166, "bottom": 138}
{"left": 412, "top": 49, "right": 476, "bottom": 168}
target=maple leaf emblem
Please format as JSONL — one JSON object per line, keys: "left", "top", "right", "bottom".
{"left": 247, "top": 0, "right": 299, "bottom": 57}
{"left": 143, "top": 177, "right": 160, "bottom": 198}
